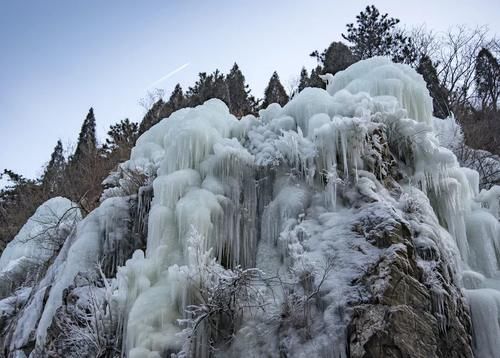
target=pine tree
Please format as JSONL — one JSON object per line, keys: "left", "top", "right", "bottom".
{"left": 186, "top": 70, "right": 229, "bottom": 107}
{"left": 42, "top": 140, "right": 66, "bottom": 193}
{"left": 226, "top": 63, "right": 257, "bottom": 116}
{"left": 106, "top": 119, "right": 139, "bottom": 149}
{"left": 323, "top": 42, "right": 357, "bottom": 75}
{"left": 169, "top": 83, "right": 186, "bottom": 111}
{"left": 309, "top": 66, "right": 326, "bottom": 89}
{"left": 138, "top": 99, "right": 168, "bottom": 135}
{"left": 262, "top": 71, "right": 289, "bottom": 108}
{"left": 475, "top": 48, "right": 500, "bottom": 112}
{"left": 417, "top": 55, "right": 450, "bottom": 118}
{"left": 298, "top": 67, "right": 310, "bottom": 92}
{"left": 342, "top": 5, "right": 416, "bottom": 64}
{"left": 73, "top": 108, "right": 97, "bottom": 161}
{"left": 105, "top": 119, "right": 139, "bottom": 162}
{"left": 66, "top": 108, "right": 103, "bottom": 212}
{"left": 138, "top": 85, "right": 188, "bottom": 135}
{"left": 308, "top": 42, "right": 356, "bottom": 89}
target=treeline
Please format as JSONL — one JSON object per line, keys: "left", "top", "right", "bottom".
{"left": 0, "top": 109, "right": 140, "bottom": 249}
{"left": 1, "top": 5, "right": 499, "bottom": 250}
{"left": 138, "top": 63, "right": 286, "bottom": 134}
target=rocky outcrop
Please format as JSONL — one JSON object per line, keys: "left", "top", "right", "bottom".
{"left": 348, "top": 217, "right": 473, "bottom": 358}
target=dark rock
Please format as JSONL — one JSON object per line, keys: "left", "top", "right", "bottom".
{"left": 348, "top": 215, "right": 473, "bottom": 358}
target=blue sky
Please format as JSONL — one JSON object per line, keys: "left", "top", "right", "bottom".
{"left": 1, "top": 0, "right": 499, "bottom": 183}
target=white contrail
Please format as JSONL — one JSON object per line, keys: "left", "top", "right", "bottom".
{"left": 147, "top": 62, "right": 190, "bottom": 88}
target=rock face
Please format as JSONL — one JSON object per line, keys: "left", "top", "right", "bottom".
{"left": 348, "top": 218, "right": 473, "bottom": 358}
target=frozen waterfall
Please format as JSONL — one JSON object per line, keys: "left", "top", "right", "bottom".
{"left": 1, "top": 57, "right": 499, "bottom": 357}
{"left": 112, "top": 57, "right": 498, "bottom": 357}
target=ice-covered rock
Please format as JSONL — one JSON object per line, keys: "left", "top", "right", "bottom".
{"left": 4, "top": 57, "right": 500, "bottom": 357}
{"left": 0, "top": 197, "right": 80, "bottom": 274}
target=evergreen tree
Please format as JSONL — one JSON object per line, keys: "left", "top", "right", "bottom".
{"left": 417, "top": 55, "right": 450, "bottom": 118}
{"left": 323, "top": 42, "right": 357, "bottom": 75}
{"left": 475, "top": 48, "right": 500, "bottom": 112}
{"left": 342, "top": 5, "right": 416, "bottom": 64}
{"left": 308, "top": 41, "right": 356, "bottom": 90}
{"left": 309, "top": 66, "right": 326, "bottom": 89}
{"left": 73, "top": 108, "right": 97, "bottom": 161}
{"left": 226, "top": 63, "right": 257, "bottom": 116}
{"left": 66, "top": 108, "right": 104, "bottom": 212}
{"left": 310, "top": 42, "right": 357, "bottom": 76}
{"left": 42, "top": 140, "right": 66, "bottom": 193}
{"left": 47, "top": 140, "right": 65, "bottom": 172}
{"left": 262, "top": 71, "right": 289, "bottom": 108}
{"left": 186, "top": 70, "right": 229, "bottom": 107}
{"left": 138, "top": 85, "right": 188, "bottom": 135}
{"left": 138, "top": 99, "right": 169, "bottom": 135}
{"left": 1, "top": 169, "right": 28, "bottom": 186}
{"left": 169, "top": 83, "right": 186, "bottom": 111}
{"left": 106, "top": 119, "right": 139, "bottom": 149}
{"left": 298, "top": 67, "right": 310, "bottom": 92}
{"left": 105, "top": 118, "right": 139, "bottom": 162}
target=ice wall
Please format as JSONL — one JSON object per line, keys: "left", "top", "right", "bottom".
{"left": 106, "top": 57, "right": 500, "bottom": 357}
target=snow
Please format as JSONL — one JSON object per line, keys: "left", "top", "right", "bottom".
{"left": 0, "top": 197, "right": 81, "bottom": 301}
{"left": 322, "top": 57, "right": 433, "bottom": 125}
{"left": 0, "top": 197, "right": 81, "bottom": 274}
{"left": 476, "top": 186, "right": 500, "bottom": 218}
{"left": 0, "top": 287, "right": 31, "bottom": 319}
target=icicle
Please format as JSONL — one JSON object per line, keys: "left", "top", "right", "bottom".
{"left": 465, "top": 289, "right": 500, "bottom": 357}
{"left": 324, "top": 166, "right": 338, "bottom": 211}
{"left": 465, "top": 210, "right": 500, "bottom": 277}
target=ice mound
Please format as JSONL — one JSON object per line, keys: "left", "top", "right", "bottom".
{"left": 322, "top": 56, "right": 434, "bottom": 125}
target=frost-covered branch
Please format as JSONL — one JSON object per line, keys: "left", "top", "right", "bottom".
{"left": 176, "top": 230, "right": 267, "bottom": 357}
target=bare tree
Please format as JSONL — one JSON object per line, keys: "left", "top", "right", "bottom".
{"left": 286, "top": 75, "right": 300, "bottom": 99}
{"left": 435, "top": 26, "right": 490, "bottom": 110}
{"left": 456, "top": 145, "right": 500, "bottom": 189}
{"left": 138, "top": 88, "right": 165, "bottom": 112}
{"left": 409, "top": 25, "right": 439, "bottom": 60}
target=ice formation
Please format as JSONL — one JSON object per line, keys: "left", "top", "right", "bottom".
{"left": 1, "top": 56, "right": 500, "bottom": 357}
{"left": 0, "top": 197, "right": 81, "bottom": 298}
{"left": 108, "top": 57, "right": 498, "bottom": 357}
{"left": 0, "top": 197, "right": 80, "bottom": 271}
